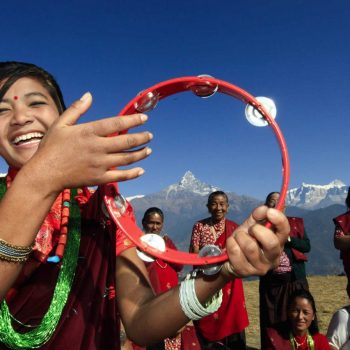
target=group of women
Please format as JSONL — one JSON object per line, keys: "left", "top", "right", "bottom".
{"left": 149, "top": 189, "right": 350, "bottom": 350}
{"left": 0, "top": 60, "right": 348, "bottom": 350}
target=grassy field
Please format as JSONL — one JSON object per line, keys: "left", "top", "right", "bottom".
{"left": 243, "top": 275, "right": 349, "bottom": 350}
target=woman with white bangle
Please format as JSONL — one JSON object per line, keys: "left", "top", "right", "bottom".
{"left": 0, "top": 61, "right": 290, "bottom": 349}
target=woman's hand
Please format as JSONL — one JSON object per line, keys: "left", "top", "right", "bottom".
{"left": 23, "top": 92, "right": 152, "bottom": 193}
{"left": 222, "top": 206, "right": 290, "bottom": 279}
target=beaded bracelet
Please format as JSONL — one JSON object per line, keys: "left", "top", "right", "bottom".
{"left": 179, "top": 275, "right": 223, "bottom": 320}
{"left": 0, "top": 238, "right": 33, "bottom": 263}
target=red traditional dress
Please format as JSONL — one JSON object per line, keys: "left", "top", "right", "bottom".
{"left": 0, "top": 169, "right": 138, "bottom": 350}
{"left": 333, "top": 211, "right": 350, "bottom": 298}
{"left": 265, "top": 325, "right": 331, "bottom": 350}
{"left": 146, "top": 236, "right": 183, "bottom": 294}
{"left": 259, "top": 217, "right": 310, "bottom": 347}
{"left": 190, "top": 218, "right": 249, "bottom": 343}
{"left": 145, "top": 237, "right": 200, "bottom": 350}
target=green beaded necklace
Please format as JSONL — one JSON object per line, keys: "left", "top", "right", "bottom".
{"left": 0, "top": 178, "right": 81, "bottom": 349}
{"left": 289, "top": 331, "right": 315, "bottom": 350}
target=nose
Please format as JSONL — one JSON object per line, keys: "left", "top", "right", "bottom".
{"left": 10, "top": 105, "right": 34, "bottom": 126}
{"left": 296, "top": 311, "right": 304, "bottom": 320}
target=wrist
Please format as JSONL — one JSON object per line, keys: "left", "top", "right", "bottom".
{"left": 220, "top": 261, "right": 239, "bottom": 282}
{"left": 20, "top": 161, "right": 61, "bottom": 199}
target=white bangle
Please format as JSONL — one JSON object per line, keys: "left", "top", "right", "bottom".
{"left": 179, "top": 276, "right": 223, "bottom": 320}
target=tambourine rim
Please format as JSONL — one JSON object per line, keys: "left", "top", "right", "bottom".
{"left": 111, "top": 76, "right": 290, "bottom": 265}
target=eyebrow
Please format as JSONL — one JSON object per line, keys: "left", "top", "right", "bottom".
{"left": 0, "top": 92, "right": 49, "bottom": 103}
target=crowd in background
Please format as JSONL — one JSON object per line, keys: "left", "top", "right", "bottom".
{"left": 133, "top": 187, "right": 350, "bottom": 350}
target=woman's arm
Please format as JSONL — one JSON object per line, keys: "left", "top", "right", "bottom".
{"left": 0, "top": 93, "right": 152, "bottom": 300}
{"left": 288, "top": 230, "right": 311, "bottom": 253}
{"left": 327, "top": 307, "right": 350, "bottom": 350}
{"left": 189, "top": 222, "right": 201, "bottom": 254}
{"left": 117, "top": 206, "right": 289, "bottom": 345}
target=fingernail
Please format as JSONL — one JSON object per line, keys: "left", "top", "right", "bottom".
{"left": 148, "top": 132, "right": 153, "bottom": 140}
{"left": 138, "top": 169, "right": 145, "bottom": 176}
{"left": 140, "top": 114, "right": 148, "bottom": 122}
{"left": 146, "top": 147, "right": 152, "bottom": 155}
{"left": 80, "top": 92, "right": 91, "bottom": 101}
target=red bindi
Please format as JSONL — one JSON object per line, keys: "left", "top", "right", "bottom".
{"left": 13, "top": 96, "right": 18, "bottom": 100}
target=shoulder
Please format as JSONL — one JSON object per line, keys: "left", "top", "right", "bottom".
{"left": 312, "top": 332, "right": 330, "bottom": 346}
{"left": 225, "top": 218, "right": 238, "bottom": 228}
{"left": 334, "top": 211, "right": 350, "bottom": 223}
{"left": 194, "top": 217, "right": 211, "bottom": 226}
{"left": 265, "top": 323, "right": 290, "bottom": 348}
{"left": 334, "top": 305, "right": 350, "bottom": 320}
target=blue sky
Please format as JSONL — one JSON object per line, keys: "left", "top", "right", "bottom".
{"left": 1, "top": 0, "right": 349, "bottom": 199}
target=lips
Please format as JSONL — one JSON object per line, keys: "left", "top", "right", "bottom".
{"left": 12, "top": 132, "right": 44, "bottom": 145}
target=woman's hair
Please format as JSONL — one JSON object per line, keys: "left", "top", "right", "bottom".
{"left": 0, "top": 61, "right": 65, "bottom": 114}
{"left": 207, "top": 191, "right": 228, "bottom": 205}
{"left": 346, "top": 187, "right": 350, "bottom": 210}
{"left": 264, "top": 191, "right": 280, "bottom": 205}
{"left": 142, "top": 207, "right": 164, "bottom": 223}
{"left": 287, "top": 289, "right": 319, "bottom": 335}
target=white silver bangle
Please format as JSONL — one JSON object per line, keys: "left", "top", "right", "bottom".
{"left": 179, "top": 275, "right": 223, "bottom": 320}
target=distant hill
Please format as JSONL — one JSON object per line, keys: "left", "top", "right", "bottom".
{"left": 130, "top": 171, "right": 348, "bottom": 275}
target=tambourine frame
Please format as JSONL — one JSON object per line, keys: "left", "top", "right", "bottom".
{"left": 105, "top": 76, "right": 290, "bottom": 266}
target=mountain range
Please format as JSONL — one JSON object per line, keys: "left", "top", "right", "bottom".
{"left": 287, "top": 179, "right": 348, "bottom": 209}
{"left": 129, "top": 171, "right": 349, "bottom": 275}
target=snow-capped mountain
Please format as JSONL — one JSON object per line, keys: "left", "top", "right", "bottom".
{"left": 286, "top": 180, "right": 348, "bottom": 209}
{"left": 164, "top": 171, "right": 220, "bottom": 199}
{"left": 128, "top": 170, "right": 348, "bottom": 211}
{"left": 128, "top": 172, "right": 347, "bottom": 274}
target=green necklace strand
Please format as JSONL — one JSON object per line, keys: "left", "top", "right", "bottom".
{"left": 0, "top": 178, "right": 81, "bottom": 349}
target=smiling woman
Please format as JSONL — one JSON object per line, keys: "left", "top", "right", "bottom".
{"left": 264, "top": 290, "right": 331, "bottom": 349}
{"left": 0, "top": 78, "right": 60, "bottom": 168}
{"left": 189, "top": 191, "right": 249, "bottom": 350}
{"left": 0, "top": 61, "right": 290, "bottom": 350}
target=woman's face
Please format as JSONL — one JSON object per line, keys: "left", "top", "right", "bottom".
{"left": 207, "top": 195, "right": 229, "bottom": 222}
{"left": 0, "top": 77, "right": 60, "bottom": 168}
{"left": 266, "top": 193, "right": 280, "bottom": 208}
{"left": 142, "top": 213, "right": 164, "bottom": 234}
{"left": 288, "top": 297, "right": 315, "bottom": 336}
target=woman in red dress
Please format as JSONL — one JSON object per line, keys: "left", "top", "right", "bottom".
{"left": 0, "top": 61, "right": 290, "bottom": 350}
{"left": 142, "top": 207, "right": 200, "bottom": 350}
{"left": 190, "top": 191, "right": 249, "bottom": 349}
{"left": 265, "top": 289, "right": 330, "bottom": 349}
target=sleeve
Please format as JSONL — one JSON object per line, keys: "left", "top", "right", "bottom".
{"left": 116, "top": 227, "right": 136, "bottom": 256}
{"left": 326, "top": 308, "right": 350, "bottom": 350}
{"left": 288, "top": 229, "right": 311, "bottom": 253}
{"left": 115, "top": 199, "right": 137, "bottom": 256}
{"left": 189, "top": 222, "right": 202, "bottom": 252}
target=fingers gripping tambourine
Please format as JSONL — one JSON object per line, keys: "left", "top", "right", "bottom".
{"left": 104, "top": 75, "right": 290, "bottom": 267}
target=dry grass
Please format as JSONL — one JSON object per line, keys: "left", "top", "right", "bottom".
{"left": 243, "top": 275, "right": 349, "bottom": 350}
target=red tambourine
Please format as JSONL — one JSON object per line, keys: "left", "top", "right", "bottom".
{"left": 104, "top": 75, "right": 290, "bottom": 266}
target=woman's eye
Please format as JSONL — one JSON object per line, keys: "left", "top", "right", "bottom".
{"left": 30, "top": 101, "right": 46, "bottom": 107}
{"left": 0, "top": 107, "right": 10, "bottom": 114}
